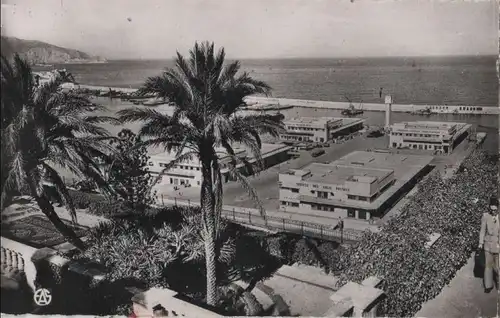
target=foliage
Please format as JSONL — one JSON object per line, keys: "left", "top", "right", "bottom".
{"left": 117, "top": 41, "right": 284, "bottom": 305}
{"left": 74, "top": 206, "right": 235, "bottom": 296}
{"left": 0, "top": 54, "right": 117, "bottom": 250}
{"left": 327, "top": 150, "right": 498, "bottom": 317}
{"left": 217, "top": 284, "right": 264, "bottom": 316}
{"left": 107, "top": 128, "right": 157, "bottom": 211}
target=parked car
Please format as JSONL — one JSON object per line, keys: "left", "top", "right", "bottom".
{"left": 311, "top": 148, "right": 325, "bottom": 157}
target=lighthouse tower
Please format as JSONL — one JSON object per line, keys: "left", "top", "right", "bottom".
{"left": 384, "top": 95, "right": 393, "bottom": 131}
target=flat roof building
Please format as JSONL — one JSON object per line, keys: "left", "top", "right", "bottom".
{"left": 278, "top": 151, "right": 433, "bottom": 222}
{"left": 280, "top": 117, "right": 364, "bottom": 143}
{"left": 389, "top": 121, "right": 471, "bottom": 154}
{"left": 149, "top": 143, "right": 291, "bottom": 187}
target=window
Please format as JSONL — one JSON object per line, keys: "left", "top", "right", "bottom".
{"left": 197, "top": 181, "right": 200, "bottom": 185}
{"left": 358, "top": 210, "right": 367, "bottom": 220}
{"left": 291, "top": 202, "right": 299, "bottom": 207}
{"left": 347, "top": 209, "right": 355, "bottom": 218}
{"left": 348, "top": 195, "right": 357, "bottom": 200}
{"left": 291, "top": 188, "right": 299, "bottom": 193}
{"left": 317, "top": 191, "right": 328, "bottom": 199}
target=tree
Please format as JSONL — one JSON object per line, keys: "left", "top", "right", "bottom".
{"left": 107, "top": 128, "right": 156, "bottom": 212}
{"left": 1, "top": 54, "right": 117, "bottom": 250}
{"left": 118, "top": 42, "right": 284, "bottom": 305}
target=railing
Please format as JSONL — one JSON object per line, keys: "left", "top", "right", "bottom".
{"left": 156, "top": 196, "right": 363, "bottom": 243}
{"left": 1, "top": 237, "right": 38, "bottom": 291}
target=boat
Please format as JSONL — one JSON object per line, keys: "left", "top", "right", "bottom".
{"left": 341, "top": 95, "right": 364, "bottom": 116}
{"left": 411, "top": 107, "right": 433, "bottom": 116}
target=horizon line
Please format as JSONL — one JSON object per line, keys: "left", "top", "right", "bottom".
{"left": 107, "top": 53, "right": 497, "bottom": 61}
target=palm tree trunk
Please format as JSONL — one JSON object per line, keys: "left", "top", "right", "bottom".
{"left": 28, "top": 184, "right": 86, "bottom": 251}
{"left": 200, "top": 158, "right": 218, "bottom": 306}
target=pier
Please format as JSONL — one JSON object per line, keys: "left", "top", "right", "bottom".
{"left": 244, "top": 96, "right": 499, "bottom": 115}
{"left": 76, "top": 84, "right": 499, "bottom": 115}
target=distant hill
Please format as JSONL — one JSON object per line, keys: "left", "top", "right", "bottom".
{"left": 1, "top": 36, "right": 107, "bottom": 64}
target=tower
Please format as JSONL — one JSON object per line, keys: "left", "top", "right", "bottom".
{"left": 384, "top": 95, "right": 392, "bottom": 130}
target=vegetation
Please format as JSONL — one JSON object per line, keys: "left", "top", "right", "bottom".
{"left": 117, "top": 41, "right": 284, "bottom": 305}
{"left": 0, "top": 54, "right": 117, "bottom": 250}
{"left": 276, "top": 150, "right": 498, "bottom": 317}
{"left": 107, "top": 128, "right": 157, "bottom": 212}
{"left": 73, "top": 205, "right": 282, "bottom": 315}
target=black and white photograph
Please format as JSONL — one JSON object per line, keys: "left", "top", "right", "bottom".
{"left": 1, "top": 0, "right": 499, "bottom": 317}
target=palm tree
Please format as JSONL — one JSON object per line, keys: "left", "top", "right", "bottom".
{"left": 118, "top": 42, "right": 284, "bottom": 305}
{"left": 1, "top": 54, "right": 117, "bottom": 250}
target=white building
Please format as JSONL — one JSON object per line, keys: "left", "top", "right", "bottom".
{"left": 278, "top": 151, "right": 433, "bottom": 221}
{"left": 280, "top": 117, "right": 364, "bottom": 143}
{"left": 148, "top": 143, "right": 291, "bottom": 187}
{"left": 389, "top": 121, "right": 471, "bottom": 154}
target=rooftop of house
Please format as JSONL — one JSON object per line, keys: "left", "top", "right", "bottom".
{"left": 391, "top": 121, "right": 468, "bottom": 132}
{"left": 286, "top": 163, "right": 393, "bottom": 185}
{"left": 284, "top": 117, "right": 341, "bottom": 126}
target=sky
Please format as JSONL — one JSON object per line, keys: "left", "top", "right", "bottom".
{"left": 1, "top": 0, "right": 498, "bottom": 59}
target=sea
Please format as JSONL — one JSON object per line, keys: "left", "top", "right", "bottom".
{"left": 34, "top": 56, "right": 499, "bottom": 152}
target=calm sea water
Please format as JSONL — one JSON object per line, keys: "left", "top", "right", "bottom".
{"left": 39, "top": 56, "right": 498, "bottom": 106}
{"left": 37, "top": 56, "right": 498, "bottom": 153}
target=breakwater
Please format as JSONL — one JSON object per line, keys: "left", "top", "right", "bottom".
{"left": 77, "top": 84, "right": 499, "bottom": 115}
{"left": 244, "top": 96, "right": 499, "bottom": 115}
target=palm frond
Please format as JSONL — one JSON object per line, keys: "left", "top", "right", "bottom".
{"left": 42, "top": 163, "right": 78, "bottom": 224}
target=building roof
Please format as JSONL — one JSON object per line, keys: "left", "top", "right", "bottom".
{"left": 331, "top": 151, "right": 434, "bottom": 181}
{"left": 284, "top": 117, "right": 340, "bottom": 126}
{"left": 298, "top": 163, "right": 393, "bottom": 185}
{"left": 391, "top": 121, "right": 467, "bottom": 132}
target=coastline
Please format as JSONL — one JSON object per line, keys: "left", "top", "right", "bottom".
{"left": 77, "top": 84, "right": 499, "bottom": 115}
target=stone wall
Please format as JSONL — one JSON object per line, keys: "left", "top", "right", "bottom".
{"left": 132, "top": 287, "right": 220, "bottom": 317}
{"left": 326, "top": 276, "right": 385, "bottom": 317}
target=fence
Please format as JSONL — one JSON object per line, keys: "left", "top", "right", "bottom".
{"left": 156, "top": 195, "right": 362, "bottom": 243}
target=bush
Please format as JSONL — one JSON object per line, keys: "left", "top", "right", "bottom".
{"left": 331, "top": 150, "right": 498, "bottom": 316}
{"left": 68, "top": 189, "right": 105, "bottom": 209}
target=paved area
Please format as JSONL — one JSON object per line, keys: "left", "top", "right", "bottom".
{"left": 416, "top": 254, "right": 499, "bottom": 318}
{"left": 154, "top": 132, "right": 476, "bottom": 232}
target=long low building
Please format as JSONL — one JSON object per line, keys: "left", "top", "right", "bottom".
{"left": 389, "top": 121, "right": 472, "bottom": 154}
{"left": 148, "top": 143, "right": 291, "bottom": 187}
{"left": 278, "top": 151, "right": 434, "bottom": 222}
{"left": 280, "top": 117, "right": 365, "bottom": 143}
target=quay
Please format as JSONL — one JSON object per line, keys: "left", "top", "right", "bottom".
{"left": 76, "top": 84, "right": 498, "bottom": 115}
{"left": 244, "top": 96, "right": 499, "bottom": 115}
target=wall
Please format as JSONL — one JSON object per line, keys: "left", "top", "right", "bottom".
{"left": 244, "top": 96, "right": 499, "bottom": 115}
{"left": 1, "top": 237, "right": 138, "bottom": 315}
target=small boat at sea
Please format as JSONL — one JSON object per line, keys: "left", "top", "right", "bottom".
{"left": 341, "top": 95, "right": 364, "bottom": 117}
{"left": 411, "top": 107, "right": 433, "bottom": 116}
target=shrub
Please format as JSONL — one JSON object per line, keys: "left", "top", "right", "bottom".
{"left": 331, "top": 150, "right": 498, "bottom": 317}
{"left": 68, "top": 189, "right": 105, "bottom": 209}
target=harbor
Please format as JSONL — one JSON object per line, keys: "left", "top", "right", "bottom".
{"left": 76, "top": 84, "right": 499, "bottom": 115}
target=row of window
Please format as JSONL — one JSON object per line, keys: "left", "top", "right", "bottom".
{"left": 287, "top": 126, "right": 324, "bottom": 132}
{"left": 280, "top": 201, "right": 299, "bottom": 207}
{"left": 391, "top": 132, "right": 439, "bottom": 138}
{"left": 279, "top": 202, "right": 371, "bottom": 220}
{"left": 393, "top": 143, "right": 447, "bottom": 151}
{"left": 281, "top": 187, "right": 299, "bottom": 193}
{"left": 168, "top": 178, "right": 201, "bottom": 186}
{"left": 150, "top": 162, "right": 202, "bottom": 171}
{"left": 458, "top": 106, "right": 482, "bottom": 111}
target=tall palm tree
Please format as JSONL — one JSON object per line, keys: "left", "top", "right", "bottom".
{"left": 1, "top": 54, "right": 116, "bottom": 250}
{"left": 118, "top": 42, "right": 284, "bottom": 305}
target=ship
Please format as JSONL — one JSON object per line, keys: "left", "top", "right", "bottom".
{"left": 411, "top": 106, "right": 433, "bottom": 116}
{"left": 341, "top": 95, "right": 364, "bottom": 116}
